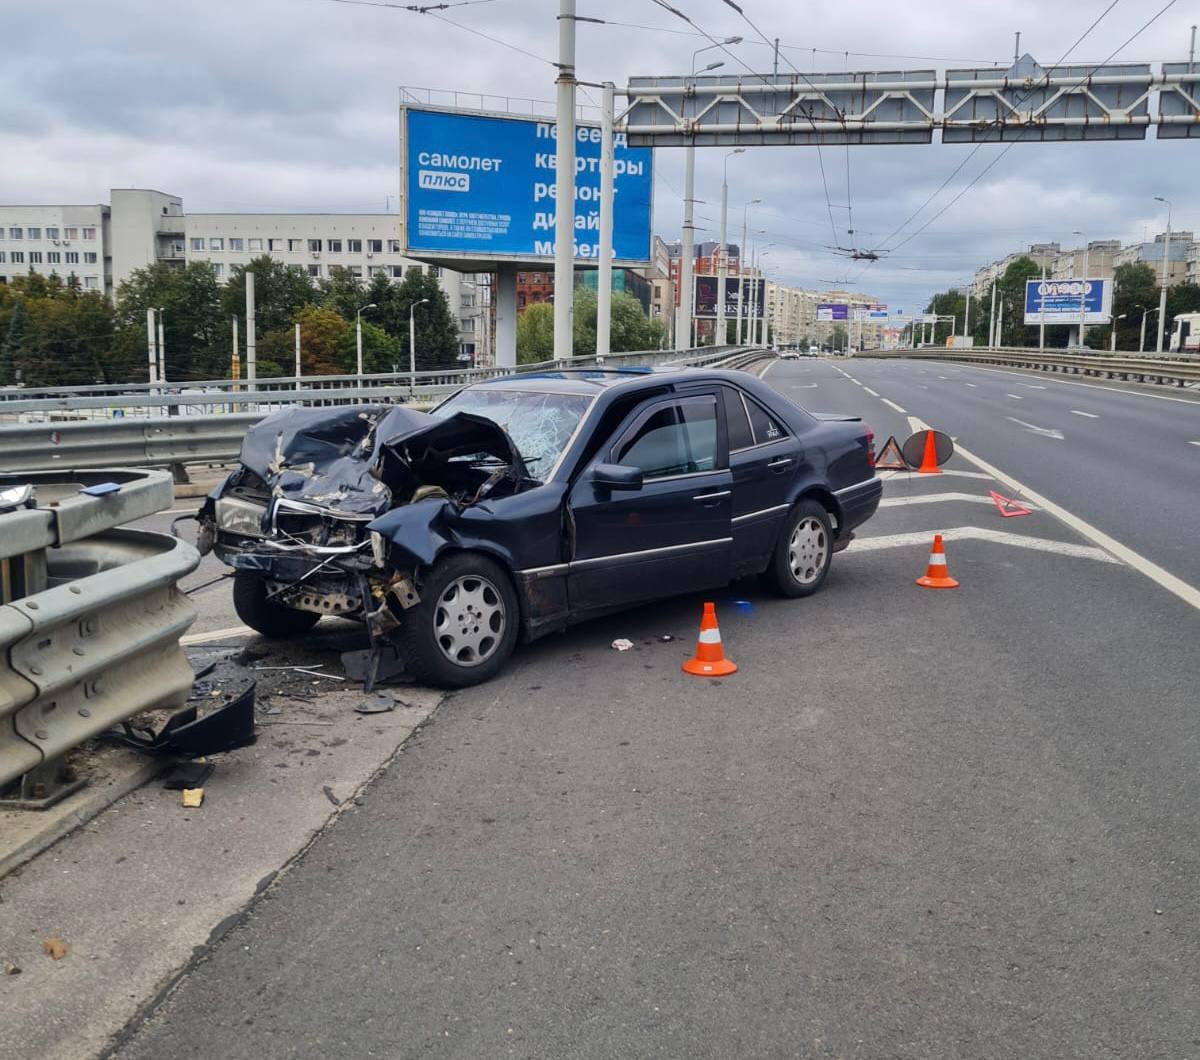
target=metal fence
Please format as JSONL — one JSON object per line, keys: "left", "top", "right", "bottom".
{"left": 0, "top": 469, "right": 199, "bottom": 792}
{"left": 862, "top": 347, "right": 1200, "bottom": 387}
{"left": 0, "top": 347, "right": 768, "bottom": 475}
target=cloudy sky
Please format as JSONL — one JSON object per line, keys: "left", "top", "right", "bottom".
{"left": 2, "top": 0, "right": 1197, "bottom": 310}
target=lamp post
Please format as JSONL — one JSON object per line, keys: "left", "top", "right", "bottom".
{"left": 355, "top": 302, "right": 377, "bottom": 383}
{"left": 1111, "top": 313, "right": 1128, "bottom": 351}
{"left": 409, "top": 298, "right": 430, "bottom": 391}
{"left": 1153, "top": 196, "right": 1171, "bottom": 354}
{"left": 1141, "top": 307, "right": 1160, "bottom": 353}
{"left": 156, "top": 307, "right": 166, "bottom": 385}
{"left": 737, "top": 198, "right": 761, "bottom": 344}
{"left": 718, "top": 148, "right": 745, "bottom": 347}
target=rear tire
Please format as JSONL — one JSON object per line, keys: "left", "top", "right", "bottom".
{"left": 232, "top": 572, "right": 321, "bottom": 638}
{"left": 395, "top": 553, "right": 519, "bottom": 689}
{"left": 762, "top": 500, "right": 833, "bottom": 598}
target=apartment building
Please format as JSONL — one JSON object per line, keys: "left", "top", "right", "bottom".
{"left": 0, "top": 189, "right": 482, "bottom": 355}
{"left": 972, "top": 243, "right": 1061, "bottom": 297}
{"left": 1112, "top": 231, "right": 1194, "bottom": 286}
{"left": 0, "top": 204, "right": 110, "bottom": 293}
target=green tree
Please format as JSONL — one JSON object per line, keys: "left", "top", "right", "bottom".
{"left": 393, "top": 268, "right": 460, "bottom": 370}
{"left": 570, "top": 285, "right": 663, "bottom": 355}
{"left": 292, "top": 305, "right": 349, "bottom": 375}
{"left": 339, "top": 319, "right": 402, "bottom": 374}
{"left": 221, "top": 256, "right": 316, "bottom": 338}
{"left": 0, "top": 296, "right": 26, "bottom": 385}
{"left": 516, "top": 302, "right": 554, "bottom": 363}
{"left": 318, "top": 267, "right": 369, "bottom": 322}
{"left": 114, "top": 261, "right": 223, "bottom": 379}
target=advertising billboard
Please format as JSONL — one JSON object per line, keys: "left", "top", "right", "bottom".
{"left": 1024, "top": 279, "right": 1112, "bottom": 325}
{"left": 401, "top": 107, "right": 653, "bottom": 265}
{"left": 852, "top": 304, "right": 888, "bottom": 321}
{"left": 816, "top": 303, "right": 850, "bottom": 322}
{"left": 694, "top": 276, "right": 765, "bottom": 319}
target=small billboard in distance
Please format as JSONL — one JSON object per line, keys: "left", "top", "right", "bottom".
{"left": 1024, "top": 279, "right": 1112, "bottom": 325}
{"left": 816, "top": 303, "right": 849, "bottom": 322}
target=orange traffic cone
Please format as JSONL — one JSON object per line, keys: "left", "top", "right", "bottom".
{"left": 682, "top": 602, "right": 737, "bottom": 677}
{"left": 916, "top": 534, "right": 958, "bottom": 589}
{"left": 916, "top": 429, "right": 941, "bottom": 474}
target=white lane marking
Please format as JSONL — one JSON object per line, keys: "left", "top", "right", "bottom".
{"left": 878, "top": 468, "right": 993, "bottom": 482}
{"left": 938, "top": 375, "right": 949, "bottom": 379}
{"left": 1006, "top": 393, "right": 1023, "bottom": 400}
{"left": 957, "top": 363, "right": 1200, "bottom": 405}
{"left": 1020, "top": 383, "right": 1047, "bottom": 390}
{"left": 919, "top": 385, "right": 929, "bottom": 389}
{"left": 881, "top": 398, "right": 907, "bottom": 414}
{"left": 1188, "top": 440, "right": 1200, "bottom": 447}
{"left": 181, "top": 624, "right": 255, "bottom": 645}
{"left": 162, "top": 506, "right": 199, "bottom": 515}
{"left": 1007, "top": 415, "right": 1064, "bottom": 440}
{"left": 792, "top": 383, "right": 818, "bottom": 388}
{"left": 851, "top": 527, "right": 1116, "bottom": 564}
{"left": 852, "top": 379, "right": 863, "bottom": 386}
{"left": 964, "top": 382, "right": 978, "bottom": 388}
{"left": 950, "top": 442, "right": 1200, "bottom": 612}
{"left": 879, "top": 492, "right": 1038, "bottom": 511}
{"left": 1071, "top": 410, "right": 1099, "bottom": 418}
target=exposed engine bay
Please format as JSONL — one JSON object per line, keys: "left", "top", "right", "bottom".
{"left": 197, "top": 403, "right": 532, "bottom": 631}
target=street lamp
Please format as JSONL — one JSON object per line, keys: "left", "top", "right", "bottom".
{"left": 1153, "top": 196, "right": 1172, "bottom": 354}
{"left": 355, "top": 302, "right": 377, "bottom": 382}
{"left": 692, "top": 38, "right": 741, "bottom": 74}
{"left": 1111, "top": 312, "right": 1128, "bottom": 351}
{"left": 409, "top": 298, "right": 430, "bottom": 391}
{"left": 717, "top": 148, "right": 745, "bottom": 346}
{"left": 1141, "top": 306, "right": 1160, "bottom": 353}
{"left": 155, "top": 307, "right": 166, "bottom": 386}
{"left": 736, "top": 198, "right": 762, "bottom": 344}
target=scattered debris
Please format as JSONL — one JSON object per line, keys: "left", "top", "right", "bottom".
{"left": 733, "top": 599, "right": 753, "bottom": 615}
{"left": 611, "top": 639, "right": 634, "bottom": 652}
{"left": 162, "top": 761, "right": 215, "bottom": 791}
{"left": 322, "top": 785, "right": 341, "bottom": 807}
{"left": 293, "top": 668, "right": 345, "bottom": 681}
{"left": 4, "top": 960, "right": 22, "bottom": 975}
{"left": 254, "top": 664, "right": 319, "bottom": 671}
{"left": 658, "top": 634, "right": 675, "bottom": 642}
{"left": 181, "top": 788, "right": 205, "bottom": 808}
{"left": 100, "top": 682, "right": 256, "bottom": 758}
{"left": 42, "top": 938, "right": 68, "bottom": 960}
{"left": 354, "top": 693, "right": 396, "bottom": 715}
{"left": 341, "top": 644, "right": 406, "bottom": 688}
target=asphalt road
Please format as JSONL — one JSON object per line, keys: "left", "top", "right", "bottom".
{"left": 804, "top": 356, "right": 1200, "bottom": 588}
{"left": 113, "top": 359, "right": 1200, "bottom": 1059}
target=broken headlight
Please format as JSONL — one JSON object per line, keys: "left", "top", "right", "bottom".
{"left": 369, "top": 530, "right": 387, "bottom": 568}
{"left": 214, "top": 495, "right": 267, "bottom": 537}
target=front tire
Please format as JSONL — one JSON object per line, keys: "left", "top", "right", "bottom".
{"left": 396, "top": 553, "right": 519, "bottom": 688}
{"left": 762, "top": 500, "right": 833, "bottom": 598}
{"left": 232, "top": 572, "right": 321, "bottom": 638}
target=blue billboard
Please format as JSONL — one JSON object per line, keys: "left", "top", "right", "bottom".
{"left": 1024, "top": 278, "right": 1112, "bottom": 325}
{"left": 816, "top": 303, "right": 850, "bottom": 322}
{"left": 402, "top": 108, "right": 653, "bottom": 264}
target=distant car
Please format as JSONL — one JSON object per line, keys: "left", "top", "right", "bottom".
{"left": 807, "top": 346, "right": 820, "bottom": 357}
{"left": 199, "top": 369, "right": 881, "bottom": 688}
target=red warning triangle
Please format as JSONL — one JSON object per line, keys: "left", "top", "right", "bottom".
{"left": 874, "top": 435, "right": 908, "bottom": 470}
{"left": 989, "top": 490, "right": 1032, "bottom": 518}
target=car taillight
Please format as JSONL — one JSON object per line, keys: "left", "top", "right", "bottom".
{"left": 865, "top": 426, "right": 875, "bottom": 468}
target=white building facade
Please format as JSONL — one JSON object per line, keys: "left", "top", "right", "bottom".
{"left": 0, "top": 204, "right": 110, "bottom": 293}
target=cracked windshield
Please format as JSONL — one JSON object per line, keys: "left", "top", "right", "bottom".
{"left": 434, "top": 388, "right": 592, "bottom": 477}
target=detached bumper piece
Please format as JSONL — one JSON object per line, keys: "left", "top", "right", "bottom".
{"left": 100, "top": 679, "right": 257, "bottom": 758}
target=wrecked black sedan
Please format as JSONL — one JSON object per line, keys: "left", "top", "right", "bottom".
{"left": 198, "top": 368, "right": 881, "bottom": 687}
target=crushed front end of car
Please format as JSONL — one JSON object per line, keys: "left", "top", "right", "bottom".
{"left": 197, "top": 402, "right": 531, "bottom": 645}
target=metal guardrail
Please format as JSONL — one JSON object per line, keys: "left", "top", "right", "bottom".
{"left": 861, "top": 347, "right": 1200, "bottom": 387}
{"left": 0, "top": 346, "right": 749, "bottom": 420}
{"left": 0, "top": 469, "right": 200, "bottom": 791}
{"left": 0, "top": 347, "right": 767, "bottom": 474}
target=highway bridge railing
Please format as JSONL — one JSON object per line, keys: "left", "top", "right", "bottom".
{"left": 0, "top": 346, "right": 769, "bottom": 474}
{"left": 0, "top": 469, "right": 198, "bottom": 801}
{"left": 860, "top": 347, "right": 1200, "bottom": 388}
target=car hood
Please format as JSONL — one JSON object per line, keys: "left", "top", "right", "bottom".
{"left": 235, "top": 403, "right": 527, "bottom": 516}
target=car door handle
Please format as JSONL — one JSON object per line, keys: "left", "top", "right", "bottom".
{"left": 693, "top": 489, "right": 731, "bottom": 505}
{"left": 767, "top": 457, "right": 794, "bottom": 471}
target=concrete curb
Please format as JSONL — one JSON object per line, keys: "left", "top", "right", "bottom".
{"left": 0, "top": 760, "right": 165, "bottom": 880}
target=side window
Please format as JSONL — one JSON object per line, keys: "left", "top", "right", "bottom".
{"left": 721, "top": 387, "right": 754, "bottom": 451}
{"left": 744, "top": 396, "right": 787, "bottom": 445}
{"left": 616, "top": 399, "right": 717, "bottom": 479}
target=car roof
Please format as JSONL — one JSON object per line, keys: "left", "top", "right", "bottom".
{"left": 464, "top": 367, "right": 749, "bottom": 398}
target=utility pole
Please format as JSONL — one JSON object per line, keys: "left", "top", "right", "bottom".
{"left": 988, "top": 280, "right": 997, "bottom": 347}
{"left": 553, "top": 0, "right": 577, "bottom": 361}
{"left": 595, "top": 81, "right": 615, "bottom": 358}
{"left": 1154, "top": 196, "right": 1171, "bottom": 354}
{"left": 409, "top": 297, "right": 429, "bottom": 391}
{"left": 718, "top": 150, "right": 743, "bottom": 348}
{"left": 245, "top": 270, "right": 257, "bottom": 388}
{"left": 145, "top": 308, "right": 157, "bottom": 385}
{"left": 156, "top": 307, "right": 165, "bottom": 386}
{"left": 737, "top": 200, "right": 758, "bottom": 344}
{"left": 355, "top": 302, "right": 376, "bottom": 383}
{"left": 294, "top": 323, "right": 301, "bottom": 379}
{"left": 231, "top": 316, "right": 239, "bottom": 382}
{"left": 1140, "top": 307, "right": 1150, "bottom": 352}
{"left": 1038, "top": 264, "right": 1046, "bottom": 349}
{"left": 773, "top": 37, "right": 780, "bottom": 76}
{"left": 678, "top": 144, "right": 696, "bottom": 350}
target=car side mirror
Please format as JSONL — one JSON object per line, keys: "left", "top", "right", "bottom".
{"left": 592, "top": 463, "right": 643, "bottom": 492}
